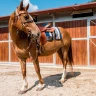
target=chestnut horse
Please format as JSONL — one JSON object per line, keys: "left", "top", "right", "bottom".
{"left": 9, "top": 1, "right": 73, "bottom": 94}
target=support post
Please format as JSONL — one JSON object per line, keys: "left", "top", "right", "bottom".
{"left": 8, "top": 32, "right": 11, "bottom": 64}
{"left": 87, "top": 19, "right": 90, "bottom": 66}
{"left": 52, "top": 14, "right": 56, "bottom": 65}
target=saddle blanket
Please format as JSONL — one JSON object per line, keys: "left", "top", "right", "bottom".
{"left": 45, "top": 27, "right": 62, "bottom": 41}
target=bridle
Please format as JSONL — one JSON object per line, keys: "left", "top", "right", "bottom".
{"left": 13, "top": 8, "right": 41, "bottom": 59}
{"left": 14, "top": 9, "right": 34, "bottom": 30}
{"left": 14, "top": 8, "right": 36, "bottom": 37}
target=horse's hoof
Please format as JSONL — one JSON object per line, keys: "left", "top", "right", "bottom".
{"left": 18, "top": 90, "right": 27, "bottom": 94}
{"left": 59, "top": 79, "right": 65, "bottom": 84}
{"left": 36, "top": 87, "right": 44, "bottom": 91}
{"left": 36, "top": 84, "right": 45, "bottom": 91}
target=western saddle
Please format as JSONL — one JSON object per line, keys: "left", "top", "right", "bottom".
{"left": 37, "top": 23, "right": 55, "bottom": 54}
{"left": 38, "top": 23, "right": 55, "bottom": 45}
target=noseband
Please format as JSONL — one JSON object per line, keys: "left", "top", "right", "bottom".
{"left": 14, "top": 9, "right": 37, "bottom": 38}
{"left": 14, "top": 10, "right": 34, "bottom": 29}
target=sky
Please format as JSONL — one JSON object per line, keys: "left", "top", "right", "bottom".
{"left": 0, "top": 0, "right": 92, "bottom": 17}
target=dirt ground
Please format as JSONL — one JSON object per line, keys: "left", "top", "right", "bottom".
{"left": 0, "top": 65, "right": 96, "bottom": 96}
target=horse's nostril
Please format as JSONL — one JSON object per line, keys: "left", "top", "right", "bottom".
{"left": 37, "top": 32, "right": 40, "bottom": 37}
{"left": 28, "top": 31, "right": 30, "bottom": 33}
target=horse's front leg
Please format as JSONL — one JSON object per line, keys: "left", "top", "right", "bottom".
{"left": 33, "top": 58, "right": 45, "bottom": 91}
{"left": 18, "top": 58, "right": 28, "bottom": 94}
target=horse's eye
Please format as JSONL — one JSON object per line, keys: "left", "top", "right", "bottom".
{"left": 24, "top": 15, "right": 29, "bottom": 20}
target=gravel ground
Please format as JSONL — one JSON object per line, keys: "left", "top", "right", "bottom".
{"left": 0, "top": 65, "right": 96, "bottom": 96}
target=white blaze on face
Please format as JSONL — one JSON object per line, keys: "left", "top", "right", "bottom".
{"left": 23, "top": 0, "right": 39, "bottom": 12}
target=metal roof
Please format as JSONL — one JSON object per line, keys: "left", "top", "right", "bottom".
{"left": 0, "top": 2, "right": 96, "bottom": 20}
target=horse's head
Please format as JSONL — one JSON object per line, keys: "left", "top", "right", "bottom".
{"left": 13, "top": 1, "right": 40, "bottom": 40}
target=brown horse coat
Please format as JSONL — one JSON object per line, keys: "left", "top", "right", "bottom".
{"left": 9, "top": 1, "right": 73, "bottom": 94}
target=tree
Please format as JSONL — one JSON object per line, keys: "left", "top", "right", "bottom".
{"left": 91, "top": 0, "right": 96, "bottom": 2}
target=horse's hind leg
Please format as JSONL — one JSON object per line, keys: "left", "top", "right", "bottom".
{"left": 18, "top": 58, "right": 28, "bottom": 94}
{"left": 33, "top": 58, "right": 45, "bottom": 91}
{"left": 57, "top": 47, "right": 68, "bottom": 83}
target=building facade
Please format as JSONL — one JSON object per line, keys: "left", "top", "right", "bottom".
{"left": 0, "top": 2, "right": 96, "bottom": 66}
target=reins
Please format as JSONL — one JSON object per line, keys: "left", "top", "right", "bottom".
{"left": 26, "top": 37, "right": 33, "bottom": 51}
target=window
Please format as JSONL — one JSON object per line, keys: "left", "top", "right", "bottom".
{"left": 72, "top": 9, "right": 93, "bottom": 18}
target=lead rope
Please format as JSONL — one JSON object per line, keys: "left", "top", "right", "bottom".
{"left": 26, "top": 38, "right": 33, "bottom": 51}
{"left": 28, "top": 39, "right": 39, "bottom": 61}
{"left": 29, "top": 50, "right": 38, "bottom": 62}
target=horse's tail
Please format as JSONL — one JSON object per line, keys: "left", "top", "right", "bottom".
{"left": 68, "top": 43, "right": 73, "bottom": 65}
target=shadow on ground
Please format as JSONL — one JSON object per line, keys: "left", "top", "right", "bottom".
{"left": 26, "top": 71, "right": 81, "bottom": 92}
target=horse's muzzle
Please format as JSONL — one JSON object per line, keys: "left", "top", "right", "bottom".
{"left": 28, "top": 31, "right": 40, "bottom": 39}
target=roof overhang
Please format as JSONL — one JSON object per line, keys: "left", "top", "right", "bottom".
{"left": 0, "top": 2, "right": 96, "bottom": 20}
{"left": 30, "top": 2, "right": 96, "bottom": 16}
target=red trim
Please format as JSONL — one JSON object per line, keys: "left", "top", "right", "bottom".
{"left": 0, "top": 16, "right": 10, "bottom": 21}
{"left": 30, "top": 2, "right": 96, "bottom": 16}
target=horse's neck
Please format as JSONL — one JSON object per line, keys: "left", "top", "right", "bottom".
{"left": 9, "top": 16, "right": 28, "bottom": 48}
{"left": 10, "top": 26, "right": 21, "bottom": 43}
{"left": 9, "top": 13, "right": 19, "bottom": 43}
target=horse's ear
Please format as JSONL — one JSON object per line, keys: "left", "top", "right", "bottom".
{"left": 25, "top": 3, "right": 29, "bottom": 11}
{"left": 19, "top": 0, "right": 23, "bottom": 10}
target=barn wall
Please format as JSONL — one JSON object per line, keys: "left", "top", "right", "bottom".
{"left": 0, "top": 27, "right": 9, "bottom": 62}
{"left": 34, "top": 12, "right": 96, "bottom": 66}
{"left": 55, "top": 20, "right": 87, "bottom": 65}
{"left": 1, "top": 12, "right": 96, "bottom": 66}
{"left": 90, "top": 19, "right": 96, "bottom": 65}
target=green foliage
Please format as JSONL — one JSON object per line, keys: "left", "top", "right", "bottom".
{"left": 91, "top": 0, "right": 96, "bottom": 2}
